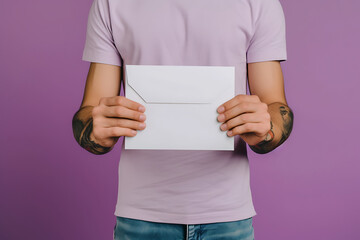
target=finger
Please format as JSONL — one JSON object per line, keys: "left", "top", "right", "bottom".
{"left": 104, "top": 105, "right": 146, "bottom": 121}
{"left": 100, "top": 96, "right": 146, "bottom": 112}
{"left": 102, "top": 127, "right": 138, "bottom": 138}
{"left": 227, "top": 122, "right": 267, "bottom": 137}
{"left": 220, "top": 112, "right": 263, "bottom": 131}
{"left": 217, "top": 94, "right": 260, "bottom": 113}
{"left": 217, "top": 102, "right": 258, "bottom": 123}
{"left": 102, "top": 117, "right": 146, "bottom": 130}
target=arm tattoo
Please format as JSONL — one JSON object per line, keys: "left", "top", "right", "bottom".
{"left": 72, "top": 109, "right": 112, "bottom": 155}
{"left": 249, "top": 104, "right": 294, "bottom": 154}
{"left": 278, "top": 106, "right": 294, "bottom": 146}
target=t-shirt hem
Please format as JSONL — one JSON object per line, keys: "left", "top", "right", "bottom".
{"left": 247, "top": 57, "right": 287, "bottom": 63}
{"left": 82, "top": 51, "right": 122, "bottom": 66}
{"left": 246, "top": 49, "right": 287, "bottom": 63}
{"left": 114, "top": 206, "right": 257, "bottom": 225}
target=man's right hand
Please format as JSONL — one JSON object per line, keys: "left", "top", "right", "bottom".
{"left": 90, "top": 96, "right": 146, "bottom": 148}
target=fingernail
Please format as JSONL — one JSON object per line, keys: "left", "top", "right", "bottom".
{"left": 132, "top": 130, "right": 137, "bottom": 135}
{"left": 217, "top": 106, "right": 225, "bottom": 113}
{"left": 218, "top": 114, "right": 225, "bottom": 122}
{"left": 139, "top": 122, "right": 146, "bottom": 128}
{"left": 139, "top": 114, "right": 146, "bottom": 121}
{"left": 220, "top": 124, "right": 227, "bottom": 131}
{"left": 138, "top": 106, "right": 146, "bottom": 112}
{"left": 227, "top": 131, "right": 232, "bottom": 136}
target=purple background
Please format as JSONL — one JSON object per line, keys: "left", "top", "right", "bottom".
{"left": 1, "top": 0, "right": 359, "bottom": 239}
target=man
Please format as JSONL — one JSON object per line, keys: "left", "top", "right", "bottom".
{"left": 72, "top": 0, "right": 294, "bottom": 239}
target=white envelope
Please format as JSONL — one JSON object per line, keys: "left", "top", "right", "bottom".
{"left": 124, "top": 64, "right": 235, "bottom": 150}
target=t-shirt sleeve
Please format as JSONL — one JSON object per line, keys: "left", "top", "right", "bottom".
{"left": 82, "top": 0, "right": 122, "bottom": 66}
{"left": 246, "top": 0, "right": 287, "bottom": 63}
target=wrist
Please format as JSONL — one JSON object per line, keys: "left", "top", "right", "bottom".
{"left": 249, "top": 120, "right": 274, "bottom": 151}
{"left": 81, "top": 118, "right": 112, "bottom": 155}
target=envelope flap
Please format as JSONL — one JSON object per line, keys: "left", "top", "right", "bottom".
{"left": 126, "top": 65, "right": 234, "bottom": 104}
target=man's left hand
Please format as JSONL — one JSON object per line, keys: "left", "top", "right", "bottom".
{"left": 217, "top": 94, "right": 271, "bottom": 146}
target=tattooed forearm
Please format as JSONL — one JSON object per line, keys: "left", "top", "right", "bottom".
{"left": 278, "top": 106, "right": 294, "bottom": 146}
{"left": 72, "top": 107, "right": 113, "bottom": 155}
{"left": 249, "top": 102, "right": 294, "bottom": 154}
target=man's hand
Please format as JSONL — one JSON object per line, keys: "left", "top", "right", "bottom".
{"left": 91, "top": 96, "right": 147, "bottom": 148}
{"left": 216, "top": 94, "right": 271, "bottom": 146}
{"left": 72, "top": 96, "right": 147, "bottom": 155}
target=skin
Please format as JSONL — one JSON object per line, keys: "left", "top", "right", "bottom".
{"left": 216, "top": 60, "right": 294, "bottom": 154}
{"left": 72, "top": 62, "right": 146, "bottom": 155}
{"left": 72, "top": 60, "right": 293, "bottom": 155}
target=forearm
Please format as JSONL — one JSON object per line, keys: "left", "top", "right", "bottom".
{"left": 249, "top": 102, "right": 294, "bottom": 154}
{"left": 72, "top": 106, "right": 113, "bottom": 155}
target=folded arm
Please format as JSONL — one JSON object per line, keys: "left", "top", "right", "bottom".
{"left": 247, "top": 61, "right": 294, "bottom": 154}
{"left": 72, "top": 62, "right": 121, "bottom": 155}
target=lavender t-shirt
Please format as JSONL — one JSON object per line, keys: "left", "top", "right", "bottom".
{"left": 82, "top": 0, "right": 287, "bottom": 224}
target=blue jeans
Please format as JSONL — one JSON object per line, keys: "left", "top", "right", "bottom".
{"left": 113, "top": 216, "right": 255, "bottom": 240}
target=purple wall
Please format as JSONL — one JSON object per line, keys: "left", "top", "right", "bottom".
{"left": 1, "top": 0, "right": 359, "bottom": 239}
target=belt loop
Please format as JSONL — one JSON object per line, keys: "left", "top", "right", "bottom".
{"left": 186, "top": 224, "right": 188, "bottom": 240}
